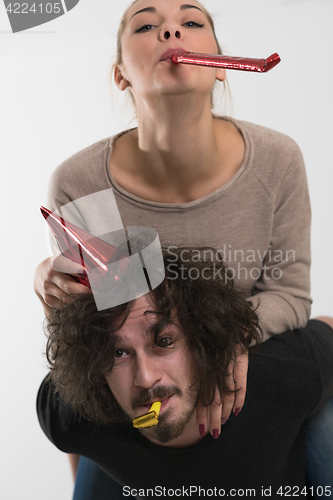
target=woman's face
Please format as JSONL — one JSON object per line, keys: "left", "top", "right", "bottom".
{"left": 115, "top": 0, "right": 225, "bottom": 105}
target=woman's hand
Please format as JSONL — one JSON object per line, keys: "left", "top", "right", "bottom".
{"left": 196, "top": 349, "right": 249, "bottom": 439}
{"left": 34, "top": 255, "right": 90, "bottom": 316}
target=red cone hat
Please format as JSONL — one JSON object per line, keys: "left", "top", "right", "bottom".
{"left": 41, "top": 204, "right": 165, "bottom": 311}
{"left": 41, "top": 206, "right": 118, "bottom": 288}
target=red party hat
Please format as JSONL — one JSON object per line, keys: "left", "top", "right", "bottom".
{"left": 41, "top": 204, "right": 165, "bottom": 311}
{"left": 41, "top": 206, "right": 119, "bottom": 288}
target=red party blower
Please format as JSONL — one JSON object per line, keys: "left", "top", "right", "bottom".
{"left": 172, "top": 51, "right": 281, "bottom": 73}
{"left": 41, "top": 206, "right": 119, "bottom": 288}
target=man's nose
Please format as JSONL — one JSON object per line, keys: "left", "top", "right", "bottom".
{"left": 159, "top": 24, "right": 182, "bottom": 42}
{"left": 133, "top": 353, "right": 162, "bottom": 389}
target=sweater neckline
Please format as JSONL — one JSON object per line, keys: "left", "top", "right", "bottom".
{"left": 105, "top": 116, "right": 250, "bottom": 210}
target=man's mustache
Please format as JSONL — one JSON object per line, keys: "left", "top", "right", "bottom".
{"left": 131, "top": 385, "right": 183, "bottom": 409}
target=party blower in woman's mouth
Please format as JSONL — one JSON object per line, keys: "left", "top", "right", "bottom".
{"left": 172, "top": 51, "right": 281, "bottom": 73}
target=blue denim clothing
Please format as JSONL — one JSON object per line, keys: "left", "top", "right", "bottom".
{"left": 72, "top": 400, "right": 333, "bottom": 499}
{"left": 305, "top": 398, "right": 333, "bottom": 497}
{"left": 73, "top": 455, "right": 135, "bottom": 500}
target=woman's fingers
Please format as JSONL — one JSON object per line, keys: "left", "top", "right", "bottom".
{"left": 195, "top": 351, "right": 249, "bottom": 440}
{"left": 208, "top": 390, "right": 223, "bottom": 439}
{"left": 221, "top": 374, "right": 236, "bottom": 425}
{"left": 219, "top": 350, "right": 249, "bottom": 427}
{"left": 195, "top": 350, "right": 249, "bottom": 440}
{"left": 43, "top": 274, "right": 88, "bottom": 307}
{"left": 35, "top": 256, "right": 90, "bottom": 309}
{"left": 232, "top": 351, "right": 249, "bottom": 416}
{"left": 196, "top": 403, "right": 208, "bottom": 437}
{"left": 197, "top": 390, "right": 222, "bottom": 439}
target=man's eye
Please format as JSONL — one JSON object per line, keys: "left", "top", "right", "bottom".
{"left": 156, "top": 337, "right": 175, "bottom": 348}
{"left": 135, "top": 24, "right": 155, "bottom": 33}
{"left": 114, "top": 349, "right": 126, "bottom": 358}
{"left": 184, "top": 21, "right": 204, "bottom": 28}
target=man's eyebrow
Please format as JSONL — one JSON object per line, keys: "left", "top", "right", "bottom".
{"left": 130, "top": 4, "right": 204, "bottom": 21}
{"left": 113, "top": 334, "right": 123, "bottom": 344}
{"left": 146, "top": 319, "right": 178, "bottom": 335}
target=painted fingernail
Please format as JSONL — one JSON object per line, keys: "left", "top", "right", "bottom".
{"left": 234, "top": 408, "right": 241, "bottom": 417}
{"left": 212, "top": 429, "right": 219, "bottom": 439}
{"left": 221, "top": 417, "right": 228, "bottom": 425}
{"left": 199, "top": 424, "right": 205, "bottom": 436}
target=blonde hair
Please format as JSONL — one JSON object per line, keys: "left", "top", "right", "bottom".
{"left": 113, "top": 0, "right": 230, "bottom": 114}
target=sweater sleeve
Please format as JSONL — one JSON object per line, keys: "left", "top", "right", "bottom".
{"left": 248, "top": 141, "right": 312, "bottom": 341}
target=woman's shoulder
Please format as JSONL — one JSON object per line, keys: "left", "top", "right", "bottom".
{"left": 51, "top": 136, "right": 111, "bottom": 184}
{"left": 229, "top": 118, "right": 306, "bottom": 197}
{"left": 232, "top": 118, "right": 302, "bottom": 157}
{"left": 47, "top": 134, "right": 122, "bottom": 209}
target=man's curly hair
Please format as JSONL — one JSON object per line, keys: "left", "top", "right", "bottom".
{"left": 45, "top": 246, "right": 261, "bottom": 424}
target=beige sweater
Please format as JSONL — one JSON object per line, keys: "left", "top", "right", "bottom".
{"left": 47, "top": 118, "right": 312, "bottom": 341}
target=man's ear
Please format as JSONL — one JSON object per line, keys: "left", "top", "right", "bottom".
{"left": 216, "top": 67, "right": 226, "bottom": 82}
{"left": 114, "top": 65, "right": 130, "bottom": 91}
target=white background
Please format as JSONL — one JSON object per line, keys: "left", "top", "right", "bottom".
{"left": 1, "top": 0, "right": 332, "bottom": 498}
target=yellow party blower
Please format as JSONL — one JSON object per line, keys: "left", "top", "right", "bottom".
{"left": 132, "top": 402, "right": 162, "bottom": 428}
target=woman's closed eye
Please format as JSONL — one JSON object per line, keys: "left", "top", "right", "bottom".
{"left": 134, "top": 21, "right": 204, "bottom": 34}
{"left": 135, "top": 24, "right": 156, "bottom": 33}
{"left": 183, "top": 21, "right": 204, "bottom": 28}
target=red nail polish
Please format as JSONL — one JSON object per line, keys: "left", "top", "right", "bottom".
{"left": 221, "top": 417, "right": 228, "bottom": 425}
{"left": 212, "top": 429, "right": 219, "bottom": 439}
{"left": 234, "top": 408, "right": 241, "bottom": 416}
{"left": 199, "top": 424, "right": 205, "bottom": 436}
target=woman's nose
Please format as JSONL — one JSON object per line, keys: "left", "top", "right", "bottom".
{"left": 159, "top": 24, "right": 182, "bottom": 42}
{"left": 133, "top": 354, "right": 162, "bottom": 389}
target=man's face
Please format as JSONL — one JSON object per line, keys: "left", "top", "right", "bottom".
{"left": 104, "top": 294, "right": 198, "bottom": 445}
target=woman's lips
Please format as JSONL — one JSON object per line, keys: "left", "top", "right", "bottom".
{"left": 160, "top": 49, "right": 187, "bottom": 62}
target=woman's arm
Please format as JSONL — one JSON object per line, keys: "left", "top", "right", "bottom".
{"left": 249, "top": 141, "right": 312, "bottom": 341}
